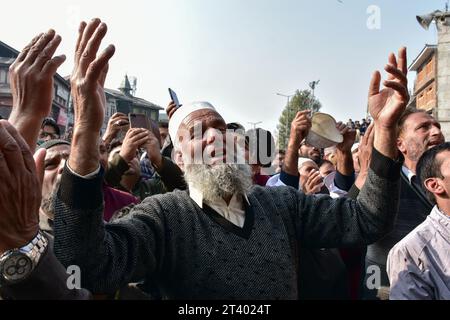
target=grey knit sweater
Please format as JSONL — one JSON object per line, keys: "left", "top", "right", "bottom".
{"left": 54, "top": 149, "right": 401, "bottom": 299}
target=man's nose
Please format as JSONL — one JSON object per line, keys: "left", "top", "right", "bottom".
{"left": 58, "top": 159, "right": 67, "bottom": 174}
{"left": 430, "top": 124, "right": 443, "bottom": 137}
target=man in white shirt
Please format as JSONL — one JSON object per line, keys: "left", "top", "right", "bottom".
{"left": 387, "top": 142, "right": 450, "bottom": 300}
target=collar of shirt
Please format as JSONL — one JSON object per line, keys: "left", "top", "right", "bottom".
{"left": 402, "top": 165, "right": 415, "bottom": 183}
{"left": 188, "top": 184, "right": 250, "bottom": 228}
{"left": 431, "top": 206, "right": 450, "bottom": 244}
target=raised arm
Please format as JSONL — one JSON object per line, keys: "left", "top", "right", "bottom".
{"left": 8, "top": 30, "right": 66, "bottom": 151}
{"left": 294, "top": 47, "right": 408, "bottom": 248}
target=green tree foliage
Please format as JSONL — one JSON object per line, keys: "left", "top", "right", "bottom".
{"left": 276, "top": 89, "right": 321, "bottom": 150}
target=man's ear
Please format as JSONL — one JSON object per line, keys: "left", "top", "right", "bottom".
{"left": 424, "top": 177, "right": 445, "bottom": 198}
{"left": 397, "top": 137, "right": 406, "bottom": 154}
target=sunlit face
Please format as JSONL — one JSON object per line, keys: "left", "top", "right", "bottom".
{"left": 99, "top": 141, "right": 108, "bottom": 170}
{"left": 299, "top": 143, "right": 321, "bottom": 164}
{"left": 39, "top": 125, "right": 59, "bottom": 142}
{"left": 159, "top": 127, "right": 169, "bottom": 146}
{"left": 398, "top": 112, "right": 445, "bottom": 162}
{"left": 436, "top": 152, "right": 450, "bottom": 195}
{"left": 41, "top": 144, "right": 70, "bottom": 218}
{"left": 423, "top": 151, "right": 450, "bottom": 205}
{"left": 177, "top": 109, "right": 228, "bottom": 166}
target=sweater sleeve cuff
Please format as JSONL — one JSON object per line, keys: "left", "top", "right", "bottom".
{"left": 334, "top": 171, "right": 355, "bottom": 191}
{"left": 58, "top": 164, "right": 104, "bottom": 210}
{"left": 114, "top": 153, "right": 130, "bottom": 173}
{"left": 369, "top": 148, "right": 403, "bottom": 181}
{"left": 280, "top": 170, "right": 299, "bottom": 189}
{"left": 347, "top": 183, "right": 360, "bottom": 200}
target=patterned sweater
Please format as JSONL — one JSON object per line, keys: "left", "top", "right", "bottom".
{"left": 54, "top": 149, "right": 401, "bottom": 299}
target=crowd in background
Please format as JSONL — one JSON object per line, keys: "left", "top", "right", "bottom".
{"left": 0, "top": 18, "right": 448, "bottom": 301}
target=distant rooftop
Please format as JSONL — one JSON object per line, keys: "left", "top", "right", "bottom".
{"left": 409, "top": 44, "right": 437, "bottom": 71}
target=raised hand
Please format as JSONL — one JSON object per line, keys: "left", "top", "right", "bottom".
{"left": 290, "top": 110, "right": 312, "bottom": 147}
{"left": 143, "top": 129, "right": 163, "bottom": 169}
{"left": 71, "top": 19, "right": 115, "bottom": 132}
{"left": 355, "top": 123, "right": 375, "bottom": 189}
{"left": 119, "top": 128, "right": 149, "bottom": 162}
{"left": 166, "top": 101, "right": 179, "bottom": 120}
{"left": 368, "top": 47, "right": 408, "bottom": 159}
{"left": 282, "top": 110, "right": 312, "bottom": 176}
{"left": 336, "top": 121, "right": 356, "bottom": 153}
{"left": 302, "top": 169, "right": 323, "bottom": 195}
{"left": 8, "top": 30, "right": 66, "bottom": 151}
{"left": 102, "top": 112, "right": 130, "bottom": 146}
{"left": 69, "top": 19, "right": 115, "bottom": 176}
{"left": 369, "top": 47, "right": 409, "bottom": 129}
{"left": 0, "top": 120, "right": 44, "bottom": 254}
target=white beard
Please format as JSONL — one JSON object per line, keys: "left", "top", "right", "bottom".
{"left": 184, "top": 163, "right": 253, "bottom": 202}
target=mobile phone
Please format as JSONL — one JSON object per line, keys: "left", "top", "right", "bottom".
{"left": 168, "top": 88, "right": 181, "bottom": 108}
{"left": 129, "top": 113, "right": 150, "bottom": 130}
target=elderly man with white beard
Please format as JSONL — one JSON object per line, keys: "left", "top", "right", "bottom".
{"left": 0, "top": 19, "right": 408, "bottom": 299}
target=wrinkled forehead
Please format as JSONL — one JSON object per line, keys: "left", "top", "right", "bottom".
{"left": 178, "top": 109, "right": 226, "bottom": 134}
{"left": 45, "top": 144, "right": 71, "bottom": 160}
{"left": 404, "top": 112, "right": 436, "bottom": 131}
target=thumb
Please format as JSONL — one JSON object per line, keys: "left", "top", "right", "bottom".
{"left": 33, "top": 148, "right": 47, "bottom": 188}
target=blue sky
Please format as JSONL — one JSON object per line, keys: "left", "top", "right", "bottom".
{"left": 1, "top": 0, "right": 445, "bottom": 136}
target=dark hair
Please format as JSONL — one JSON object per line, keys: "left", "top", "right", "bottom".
{"left": 397, "top": 107, "right": 429, "bottom": 136}
{"left": 227, "top": 122, "right": 245, "bottom": 131}
{"left": 245, "top": 128, "right": 275, "bottom": 167}
{"left": 108, "top": 138, "right": 123, "bottom": 153}
{"left": 277, "top": 149, "right": 286, "bottom": 155}
{"left": 41, "top": 117, "right": 60, "bottom": 136}
{"left": 417, "top": 142, "right": 450, "bottom": 204}
{"left": 320, "top": 159, "right": 334, "bottom": 168}
{"left": 159, "top": 122, "right": 169, "bottom": 129}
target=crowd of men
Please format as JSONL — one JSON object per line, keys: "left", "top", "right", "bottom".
{"left": 0, "top": 18, "right": 448, "bottom": 300}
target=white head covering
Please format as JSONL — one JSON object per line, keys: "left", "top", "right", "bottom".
{"left": 351, "top": 143, "right": 360, "bottom": 153}
{"left": 298, "top": 157, "right": 315, "bottom": 170}
{"left": 168, "top": 101, "right": 216, "bottom": 147}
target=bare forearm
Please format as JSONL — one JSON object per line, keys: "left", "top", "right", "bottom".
{"left": 8, "top": 112, "right": 42, "bottom": 152}
{"left": 283, "top": 140, "right": 300, "bottom": 176}
{"left": 336, "top": 149, "right": 354, "bottom": 176}
{"left": 374, "top": 125, "right": 398, "bottom": 160}
{"left": 69, "top": 128, "right": 100, "bottom": 175}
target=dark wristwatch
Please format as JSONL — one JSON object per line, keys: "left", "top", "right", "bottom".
{"left": 0, "top": 231, "right": 48, "bottom": 285}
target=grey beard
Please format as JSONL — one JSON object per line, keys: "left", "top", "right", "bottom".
{"left": 184, "top": 164, "right": 253, "bottom": 203}
{"left": 40, "top": 179, "right": 61, "bottom": 219}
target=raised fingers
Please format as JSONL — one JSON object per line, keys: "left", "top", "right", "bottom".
{"left": 75, "top": 18, "right": 101, "bottom": 63}
{"left": 397, "top": 47, "right": 408, "bottom": 76}
{"left": 384, "top": 64, "right": 407, "bottom": 86}
{"left": 23, "top": 29, "right": 56, "bottom": 66}
{"left": 86, "top": 45, "right": 115, "bottom": 84}
{"left": 79, "top": 22, "right": 108, "bottom": 74}
{"left": 74, "top": 21, "right": 87, "bottom": 62}
{"left": 14, "top": 33, "right": 43, "bottom": 64}
{"left": 368, "top": 71, "right": 381, "bottom": 98}
{"left": 32, "top": 34, "right": 62, "bottom": 71}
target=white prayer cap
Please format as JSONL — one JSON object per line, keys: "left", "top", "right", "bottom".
{"left": 168, "top": 101, "right": 216, "bottom": 146}
{"left": 351, "top": 143, "right": 360, "bottom": 153}
{"left": 298, "top": 157, "right": 315, "bottom": 170}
